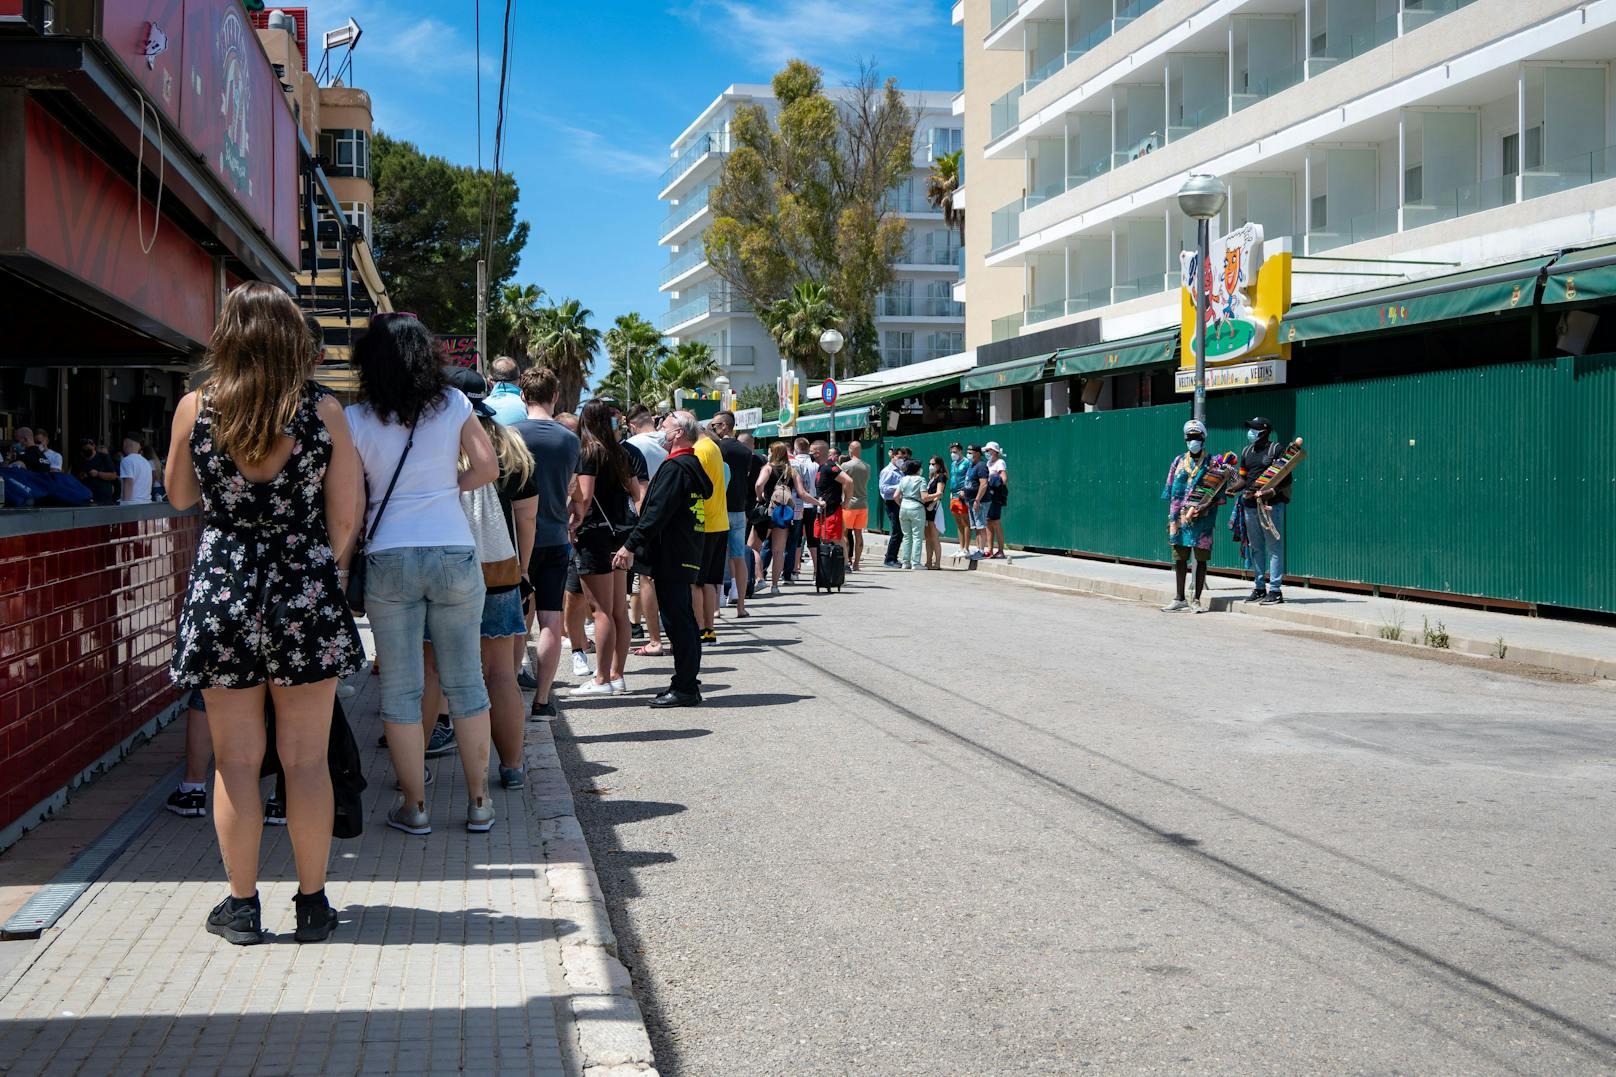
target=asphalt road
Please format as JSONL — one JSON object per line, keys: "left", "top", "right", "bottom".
{"left": 551, "top": 562, "right": 1616, "bottom": 1076}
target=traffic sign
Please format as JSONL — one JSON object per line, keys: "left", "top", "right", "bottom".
{"left": 821, "top": 378, "right": 838, "bottom": 407}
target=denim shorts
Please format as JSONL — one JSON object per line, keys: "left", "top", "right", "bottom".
{"left": 726, "top": 511, "right": 748, "bottom": 558}
{"left": 365, "top": 545, "right": 490, "bottom": 723}
{"left": 424, "top": 586, "right": 526, "bottom": 642}
{"left": 969, "top": 502, "right": 988, "bottom": 529}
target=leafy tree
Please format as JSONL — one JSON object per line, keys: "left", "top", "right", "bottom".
{"left": 370, "top": 132, "right": 530, "bottom": 336}
{"left": 530, "top": 299, "right": 600, "bottom": 413}
{"left": 599, "top": 314, "right": 667, "bottom": 407}
{"left": 492, "top": 283, "right": 546, "bottom": 362}
{"left": 659, "top": 341, "right": 722, "bottom": 398}
{"left": 705, "top": 60, "right": 915, "bottom": 379}
{"left": 927, "top": 149, "right": 963, "bottom": 245}
{"left": 759, "top": 282, "right": 845, "bottom": 382}
{"left": 736, "top": 383, "right": 777, "bottom": 414}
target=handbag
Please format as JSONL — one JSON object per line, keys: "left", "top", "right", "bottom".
{"left": 260, "top": 697, "right": 368, "bottom": 839}
{"left": 345, "top": 424, "right": 414, "bottom": 615}
{"left": 461, "top": 480, "right": 521, "bottom": 587}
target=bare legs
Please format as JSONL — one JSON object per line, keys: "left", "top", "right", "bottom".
{"left": 531, "top": 609, "right": 562, "bottom": 708}
{"left": 580, "top": 571, "right": 629, "bottom": 685}
{"left": 483, "top": 636, "right": 524, "bottom": 769}
{"left": 206, "top": 680, "right": 334, "bottom": 899}
{"left": 183, "top": 704, "right": 214, "bottom": 784}
{"left": 767, "top": 526, "right": 787, "bottom": 587}
{"left": 638, "top": 577, "right": 663, "bottom": 651}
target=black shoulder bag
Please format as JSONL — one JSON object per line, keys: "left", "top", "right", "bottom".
{"left": 345, "top": 425, "right": 415, "bottom": 615}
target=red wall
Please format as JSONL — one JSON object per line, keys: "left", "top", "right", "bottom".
{"left": 0, "top": 515, "right": 199, "bottom": 830}
{"left": 24, "top": 99, "right": 217, "bottom": 346}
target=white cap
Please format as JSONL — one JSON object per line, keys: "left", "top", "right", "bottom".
{"left": 983, "top": 441, "right": 1003, "bottom": 455}
{"left": 1183, "top": 419, "right": 1207, "bottom": 437}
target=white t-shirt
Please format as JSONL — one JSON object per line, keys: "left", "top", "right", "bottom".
{"left": 626, "top": 431, "right": 668, "bottom": 480}
{"left": 345, "top": 389, "right": 476, "bottom": 553}
{"left": 118, "top": 453, "right": 153, "bottom": 504}
{"left": 989, "top": 458, "right": 1007, "bottom": 485}
{"left": 43, "top": 449, "right": 62, "bottom": 472}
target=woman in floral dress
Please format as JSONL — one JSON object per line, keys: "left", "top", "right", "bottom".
{"left": 166, "top": 281, "right": 364, "bottom": 945}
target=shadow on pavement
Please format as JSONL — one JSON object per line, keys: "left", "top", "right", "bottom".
{"left": 707, "top": 693, "right": 812, "bottom": 708}
{"left": 562, "top": 728, "right": 713, "bottom": 745}
{"left": 337, "top": 903, "right": 567, "bottom": 946}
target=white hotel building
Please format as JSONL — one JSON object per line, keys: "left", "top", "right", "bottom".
{"left": 658, "top": 85, "right": 967, "bottom": 389}
{"left": 957, "top": 0, "right": 1616, "bottom": 390}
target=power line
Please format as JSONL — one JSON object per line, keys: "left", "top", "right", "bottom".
{"left": 474, "top": 0, "right": 483, "bottom": 172}
{"left": 483, "top": 0, "right": 516, "bottom": 288}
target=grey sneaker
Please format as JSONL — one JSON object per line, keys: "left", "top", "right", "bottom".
{"left": 1160, "top": 599, "right": 1190, "bottom": 612}
{"left": 393, "top": 767, "right": 433, "bottom": 791}
{"left": 386, "top": 796, "right": 430, "bottom": 836}
{"left": 466, "top": 797, "right": 496, "bottom": 833}
{"left": 424, "top": 721, "right": 456, "bottom": 757}
{"left": 1189, "top": 600, "right": 1208, "bottom": 614}
{"left": 499, "top": 766, "right": 525, "bottom": 790}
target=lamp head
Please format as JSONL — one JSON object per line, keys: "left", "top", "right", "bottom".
{"left": 818, "top": 328, "right": 845, "bottom": 355}
{"left": 1176, "top": 173, "right": 1227, "bottom": 221}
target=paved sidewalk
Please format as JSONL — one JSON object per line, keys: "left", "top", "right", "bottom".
{"left": 0, "top": 667, "right": 575, "bottom": 1077}
{"left": 966, "top": 548, "right": 1616, "bottom": 678}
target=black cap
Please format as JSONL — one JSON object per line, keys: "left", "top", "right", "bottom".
{"left": 443, "top": 366, "right": 489, "bottom": 400}
{"left": 1245, "top": 416, "right": 1272, "bottom": 432}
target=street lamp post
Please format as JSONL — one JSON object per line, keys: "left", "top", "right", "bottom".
{"left": 1176, "top": 174, "right": 1228, "bottom": 425}
{"left": 819, "top": 328, "right": 844, "bottom": 446}
{"left": 714, "top": 373, "right": 731, "bottom": 412}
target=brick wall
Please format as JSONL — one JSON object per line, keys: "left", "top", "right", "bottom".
{"left": 0, "top": 514, "right": 199, "bottom": 831}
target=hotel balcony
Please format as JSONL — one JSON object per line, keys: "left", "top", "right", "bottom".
{"left": 659, "top": 131, "right": 732, "bottom": 200}
{"left": 659, "top": 186, "right": 715, "bottom": 246}
{"left": 658, "top": 244, "right": 712, "bottom": 292}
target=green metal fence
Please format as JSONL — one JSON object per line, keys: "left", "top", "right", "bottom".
{"left": 865, "top": 353, "right": 1616, "bottom": 613}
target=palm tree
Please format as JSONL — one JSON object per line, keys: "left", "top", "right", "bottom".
{"left": 530, "top": 298, "right": 600, "bottom": 412}
{"left": 927, "top": 149, "right": 964, "bottom": 245}
{"left": 495, "top": 283, "right": 547, "bottom": 363}
{"left": 657, "top": 341, "right": 723, "bottom": 399}
{"left": 601, "top": 313, "right": 667, "bottom": 407}
{"left": 761, "top": 281, "right": 844, "bottom": 381}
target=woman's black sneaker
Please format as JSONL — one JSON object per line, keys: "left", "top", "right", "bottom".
{"left": 293, "top": 889, "right": 337, "bottom": 943}
{"left": 205, "top": 894, "right": 263, "bottom": 946}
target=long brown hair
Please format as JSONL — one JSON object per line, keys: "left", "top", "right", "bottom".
{"left": 578, "top": 399, "right": 633, "bottom": 489}
{"left": 199, "top": 282, "right": 313, "bottom": 463}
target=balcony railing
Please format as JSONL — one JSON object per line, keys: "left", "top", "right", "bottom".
{"left": 659, "top": 187, "right": 713, "bottom": 236}
{"left": 658, "top": 245, "right": 709, "bottom": 286}
{"left": 712, "top": 344, "right": 756, "bottom": 368}
{"left": 1306, "top": 206, "right": 1399, "bottom": 254}
{"left": 658, "top": 292, "right": 752, "bottom": 332}
{"left": 991, "top": 311, "right": 1024, "bottom": 341}
{"left": 1167, "top": 99, "right": 1227, "bottom": 144}
{"left": 903, "top": 244, "right": 964, "bottom": 266}
{"left": 991, "top": 197, "right": 1023, "bottom": 251}
{"left": 876, "top": 295, "right": 965, "bottom": 318}
{"left": 882, "top": 189, "right": 940, "bottom": 214}
{"left": 989, "top": 0, "right": 1022, "bottom": 33}
{"left": 990, "top": 84, "right": 1023, "bottom": 141}
{"left": 660, "top": 131, "right": 731, "bottom": 191}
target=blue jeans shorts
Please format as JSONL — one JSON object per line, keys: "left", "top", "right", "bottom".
{"left": 365, "top": 545, "right": 491, "bottom": 723}
{"left": 969, "top": 502, "right": 988, "bottom": 529}
{"left": 726, "top": 511, "right": 748, "bottom": 559}
{"left": 424, "top": 586, "right": 526, "bottom": 642}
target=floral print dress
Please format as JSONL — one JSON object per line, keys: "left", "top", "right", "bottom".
{"left": 171, "top": 382, "right": 363, "bottom": 688}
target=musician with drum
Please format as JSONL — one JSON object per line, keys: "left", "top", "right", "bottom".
{"left": 1160, "top": 418, "right": 1233, "bottom": 613}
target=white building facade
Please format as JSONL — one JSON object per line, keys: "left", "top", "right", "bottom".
{"left": 960, "top": 0, "right": 1616, "bottom": 351}
{"left": 658, "top": 85, "right": 967, "bottom": 389}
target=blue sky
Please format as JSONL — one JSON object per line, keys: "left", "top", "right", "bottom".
{"left": 299, "top": 0, "right": 961, "bottom": 344}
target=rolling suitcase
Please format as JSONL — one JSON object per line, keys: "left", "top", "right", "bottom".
{"left": 815, "top": 540, "right": 846, "bottom": 593}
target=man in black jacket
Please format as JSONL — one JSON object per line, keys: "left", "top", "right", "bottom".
{"left": 614, "top": 411, "right": 713, "bottom": 707}
{"left": 1230, "top": 415, "right": 1294, "bottom": 605}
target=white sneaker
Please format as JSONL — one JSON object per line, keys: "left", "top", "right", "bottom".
{"left": 584, "top": 621, "right": 596, "bottom": 641}
{"left": 570, "top": 651, "right": 592, "bottom": 678}
{"left": 1190, "top": 600, "right": 1208, "bottom": 614}
{"left": 610, "top": 677, "right": 626, "bottom": 694}
{"left": 1160, "top": 599, "right": 1190, "bottom": 612}
{"left": 569, "top": 679, "right": 617, "bottom": 697}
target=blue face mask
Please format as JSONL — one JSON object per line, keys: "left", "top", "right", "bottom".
{"left": 1247, "top": 428, "right": 1262, "bottom": 444}
{"left": 1186, "top": 439, "right": 1204, "bottom": 454}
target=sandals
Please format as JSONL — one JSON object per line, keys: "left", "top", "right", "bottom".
{"left": 632, "top": 644, "right": 666, "bottom": 657}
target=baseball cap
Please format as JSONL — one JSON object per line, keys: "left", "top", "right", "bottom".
{"left": 1245, "top": 415, "right": 1272, "bottom": 432}
{"left": 443, "top": 367, "right": 496, "bottom": 418}
{"left": 1183, "top": 419, "right": 1207, "bottom": 437}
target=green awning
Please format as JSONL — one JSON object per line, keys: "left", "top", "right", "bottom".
{"left": 799, "top": 371, "right": 971, "bottom": 415}
{"left": 753, "top": 421, "right": 780, "bottom": 438}
{"left": 794, "top": 407, "right": 872, "bottom": 434}
{"left": 1542, "top": 243, "right": 1616, "bottom": 306}
{"left": 959, "top": 352, "right": 1054, "bottom": 392}
{"left": 1054, "top": 332, "right": 1177, "bottom": 377}
{"left": 1279, "top": 256, "right": 1551, "bottom": 343}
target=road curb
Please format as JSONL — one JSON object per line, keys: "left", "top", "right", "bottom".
{"left": 972, "top": 556, "right": 1616, "bottom": 680}
{"left": 525, "top": 720, "right": 661, "bottom": 1077}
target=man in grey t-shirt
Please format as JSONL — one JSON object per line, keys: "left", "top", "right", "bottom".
{"left": 511, "top": 367, "right": 580, "bottom": 719}
{"left": 840, "top": 441, "right": 872, "bottom": 571}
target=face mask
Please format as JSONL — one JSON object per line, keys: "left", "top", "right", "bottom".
{"left": 611, "top": 418, "right": 620, "bottom": 433}
{"left": 1247, "top": 428, "right": 1262, "bottom": 444}
{"left": 1186, "top": 439, "right": 1203, "bottom": 454}
{"left": 950, "top": 452, "right": 961, "bottom": 461}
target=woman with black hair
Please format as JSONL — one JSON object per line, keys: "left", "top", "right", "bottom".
{"left": 567, "top": 399, "right": 645, "bottom": 696}
{"left": 345, "top": 314, "right": 501, "bottom": 836}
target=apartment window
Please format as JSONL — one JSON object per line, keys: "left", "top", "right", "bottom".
{"left": 927, "top": 127, "right": 963, "bottom": 159}
{"left": 319, "top": 129, "right": 370, "bottom": 179}
{"left": 883, "top": 331, "right": 914, "bottom": 366}
{"left": 925, "top": 331, "right": 963, "bottom": 359}
{"left": 341, "top": 202, "right": 372, "bottom": 245}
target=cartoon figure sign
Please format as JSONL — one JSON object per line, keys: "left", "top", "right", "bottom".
{"left": 1179, "top": 223, "right": 1292, "bottom": 367}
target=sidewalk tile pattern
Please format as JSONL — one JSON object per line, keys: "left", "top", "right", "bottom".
{"left": 0, "top": 672, "right": 567, "bottom": 1076}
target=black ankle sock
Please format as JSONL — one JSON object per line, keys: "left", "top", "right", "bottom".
{"left": 293, "top": 887, "right": 327, "bottom": 906}
{"left": 226, "top": 893, "right": 259, "bottom": 912}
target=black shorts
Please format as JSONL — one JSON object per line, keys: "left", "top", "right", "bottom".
{"left": 700, "top": 531, "right": 727, "bottom": 586}
{"left": 565, "top": 549, "right": 583, "bottom": 595}
{"left": 987, "top": 501, "right": 1004, "bottom": 521}
{"left": 575, "top": 531, "right": 623, "bottom": 577}
{"left": 528, "top": 543, "right": 569, "bottom": 612}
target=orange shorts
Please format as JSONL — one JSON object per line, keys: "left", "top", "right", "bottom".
{"left": 816, "top": 510, "right": 846, "bottom": 542}
{"left": 842, "top": 507, "right": 869, "bottom": 530}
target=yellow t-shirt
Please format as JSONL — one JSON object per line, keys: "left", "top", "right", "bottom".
{"left": 693, "top": 436, "right": 728, "bottom": 533}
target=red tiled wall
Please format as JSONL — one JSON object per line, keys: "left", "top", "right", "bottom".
{"left": 0, "top": 515, "right": 199, "bottom": 828}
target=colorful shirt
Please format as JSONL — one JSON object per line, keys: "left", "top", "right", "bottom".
{"left": 1161, "top": 452, "right": 1221, "bottom": 550}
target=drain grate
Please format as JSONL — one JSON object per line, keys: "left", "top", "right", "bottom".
{"left": 2, "top": 764, "right": 184, "bottom": 939}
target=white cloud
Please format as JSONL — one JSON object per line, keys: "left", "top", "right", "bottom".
{"left": 540, "top": 120, "right": 667, "bottom": 178}
{"left": 677, "top": 0, "right": 947, "bottom": 70}
{"left": 298, "top": 1, "right": 494, "bottom": 81}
